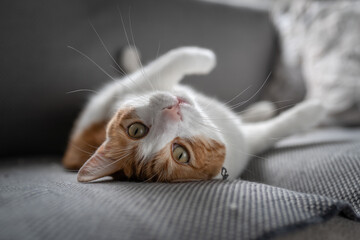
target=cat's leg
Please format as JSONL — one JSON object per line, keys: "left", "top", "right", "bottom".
{"left": 242, "top": 100, "right": 326, "bottom": 155}
{"left": 130, "top": 46, "right": 216, "bottom": 91}
{"left": 240, "top": 101, "right": 276, "bottom": 123}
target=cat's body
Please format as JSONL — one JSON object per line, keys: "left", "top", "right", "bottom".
{"left": 63, "top": 47, "right": 325, "bottom": 182}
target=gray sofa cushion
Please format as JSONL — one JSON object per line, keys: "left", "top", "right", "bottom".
{"left": 278, "top": 216, "right": 360, "bottom": 240}
{"left": 242, "top": 127, "right": 360, "bottom": 217}
{"left": 1, "top": 128, "right": 360, "bottom": 240}
{"left": 0, "top": 159, "right": 357, "bottom": 240}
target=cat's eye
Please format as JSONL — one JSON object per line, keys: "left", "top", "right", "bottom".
{"left": 172, "top": 144, "right": 190, "bottom": 164}
{"left": 127, "top": 122, "right": 148, "bottom": 139}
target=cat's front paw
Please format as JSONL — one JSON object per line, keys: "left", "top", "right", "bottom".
{"left": 171, "top": 47, "right": 216, "bottom": 75}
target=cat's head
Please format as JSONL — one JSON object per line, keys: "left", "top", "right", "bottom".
{"left": 77, "top": 90, "right": 226, "bottom": 182}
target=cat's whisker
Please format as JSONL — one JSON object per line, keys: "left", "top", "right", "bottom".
{"left": 144, "top": 171, "right": 158, "bottom": 182}
{"left": 71, "top": 144, "right": 95, "bottom": 156}
{"left": 228, "top": 145, "right": 267, "bottom": 160}
{"left": 90, "top": 20, "right": 145, "bottom": 91}
{"left": 80, "top": 147, "right": 135, "bottom": 178}
{"left": 117, "top": 6, "right": 155, "bottom": 92}
{"left": 236, "top": 102, "right": 296, "bottom": 115}
{"left": 105, "top": 84, "right": 150, "bottom": 102}
{"left": 111, "top": 152, "right": 131, "bottom": 158}
{"left": 200, "top": 102, "right": 296, "bottom": 121}
{"left": 200, "top": 84, "right": 251, "bottom": 112}
{"left": 111, "top": 148, "right": 134, "bottom": 156}
{"left": 201, "top": 97, "right": 219, "bottom": 111}
{"left": 77, "top": 140, "right": 99, "bottom": 150}
{"left": 223, "top": 85, "right": 252, "bottom": 107}
{"left": 227, "top": 72, "right": 272, "bottom": 110}
{"left": 155, "top": 42, "right": 162, "bottom": 88}
{"left": 196, "top": 119, "right": 275, "bottom": 143}
{"left": 112, "top": 152, "right": 133, "bottom": 163}
{"left": 111, "top": 146, "right": 134, "bottom": 152}
{"left": 110, "top": 145, "right": 136, "bottom": 154}
{"left": 94, "top": 151, "right": 133, "bottom": 174}
{"left": 155, "top": 42, "right": 161, "bottom": 59}
{"left": 271, "top": 99, "right": 295, "bottom": 104}
{"left": 191, "top": 119, "right": 228, "bottom": 134}
{"left": 66, "top": 89, "right": 98, "bottom": 94}
{"left": 193, "top": 115, "right": 253, "bottom": 135}
{"left": 89, "top": 21, "right": 124, "bottom": 74}
{"left": 127, "top": 7, "right": 156, "bottom": 92}
{"left": 110, "top": 65, "right": 123, "bottom": 75}
{"left": 156, "top": 171, "right": 165, "bottom": 183}
{"left": 67, "top": 46, "right": 116, "bottom": 81}
{"left": 67, "top": 46, "right": 136, "bottom": 94}
{"left": 66, "top": 84, "right": 144, "bottom": 103}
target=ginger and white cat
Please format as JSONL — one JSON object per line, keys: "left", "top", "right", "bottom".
{"left": 62, "top": 47, "right": 325, "bottom": 182}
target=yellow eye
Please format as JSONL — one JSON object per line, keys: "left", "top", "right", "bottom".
{"left": 127, "top": 123, "right": 148, "bottom": 139}
{"left": 172, "top": 144, "right": 190, "bottom": 163}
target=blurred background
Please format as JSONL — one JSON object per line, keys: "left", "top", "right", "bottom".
{"left": 1, "top": 2, "right": 360, "bottom": 239}
{"left": 0, "top": 0, "right": 359, "bottom": 158}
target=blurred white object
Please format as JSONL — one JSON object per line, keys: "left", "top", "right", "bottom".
{"left": 269, "top": 0, "right": 360, "bottom": 125}
{"left": 118, "top": 45, "right": 141, "bottom": 74}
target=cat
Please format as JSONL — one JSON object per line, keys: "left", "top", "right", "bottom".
{"left": 62, "top": 46, "right": 325, "bottom": 182}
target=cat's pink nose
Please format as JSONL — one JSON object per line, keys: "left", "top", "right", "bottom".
{"left": 163, "top": 105, "right": 182, "bottom": 121}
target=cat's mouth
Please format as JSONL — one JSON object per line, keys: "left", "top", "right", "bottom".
{"left": 162, "top": 96, "right": 189, "bottom": 121}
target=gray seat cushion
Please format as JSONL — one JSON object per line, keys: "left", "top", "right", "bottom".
{"left": 242, "top": 127, "right": 360, "bottom": 217}
{"left": 1, "top": 128, "right": 360, "bottom": 240}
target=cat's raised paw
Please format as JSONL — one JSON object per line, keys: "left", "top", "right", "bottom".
{"left": 171, "top": 47, "right": 216, "bottom": 75}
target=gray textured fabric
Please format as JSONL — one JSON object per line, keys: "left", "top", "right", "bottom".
{"left": 1, "top": 128, "right": 360, "bottom": 240}
{"left": 242, "top": 128, "right": 360, "bottom": 218}
{"left": 0, "top": 164, "right": 357, "bottom": 239}
{"left": 277, "top": 216, "right": 360, "bottom": 240}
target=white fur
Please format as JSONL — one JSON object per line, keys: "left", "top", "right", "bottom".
{"left": 73, "top": 47, "right": 325, "bottom": 179}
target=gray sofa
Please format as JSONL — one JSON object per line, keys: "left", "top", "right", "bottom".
{"left": 1, "top": 1, "right": 359, "bottom": 239}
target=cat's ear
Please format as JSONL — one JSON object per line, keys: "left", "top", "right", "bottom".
{"left": 77, "top": 142, "right": 120, "bottom": 182}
